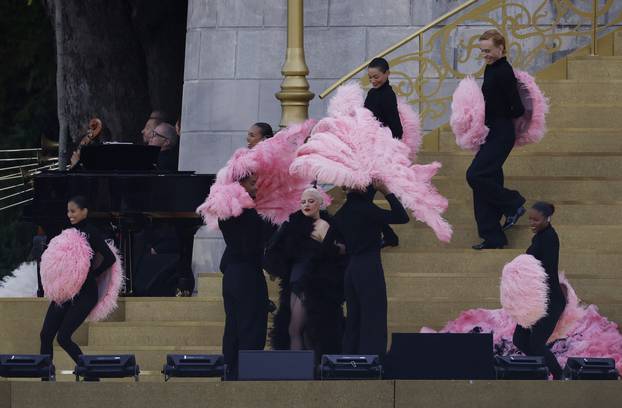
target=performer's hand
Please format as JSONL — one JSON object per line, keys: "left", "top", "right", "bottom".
{"left": 372, "top": 180, "right": 391, "bottom": 195}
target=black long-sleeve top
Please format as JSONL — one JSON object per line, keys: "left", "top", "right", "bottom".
{"left": 334, "top": 191, "right": 409, "bottom": 255}
{"left": 218, "top": 208, "right": 274, "bottom": 272}
{"left": 482, "top": 57, "right": 525, "bottom": 126}
{"left": 364, "top": 80, "right": 403, "bottom": 139}
{"left": 526, "top": 224, "right": 566, "bottom": 310}
{"left": 73, "top": 220, "right": 115, "bottom": 279}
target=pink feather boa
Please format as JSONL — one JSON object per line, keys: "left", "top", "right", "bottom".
{"left": 500, "top": 254, "right": 549, "bottom": 328}
{"left": 291, "top": 82, "right": 452, "bottom": 243}
{"left": 422, "top": 273, "right": 622, "bottom": 373}
{"left": 41, "top": 229, "right": 123, "bottom": 322}
{"left": 41, "top": 228, "right": 92, "bottom": 304}
{"left": 88, "top": 241, "right": 124, "bottom": 322}
{"left": 450, "top": 71, "right": 548, "bottom": 151}
{"left": 197, "top": 120, "right": 323, "bottom": 228}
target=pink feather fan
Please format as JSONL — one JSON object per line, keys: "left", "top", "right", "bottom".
{"left": 500, "top": 254, "right": 549, "bottom": 328}
{"left": 291, "top": 82, "right": 452, "bottom": 243}
{"left": 88, "top": 241, "right": 124, "bottom": 322}
{"left": 450, "top": 71, "right": 548, "bottom": 151}
{"left": 197, "top": 119, "right": 321, "bottom": 228}
{"left": 41, "top": 228, "right": 92, "bottom": 304}
{"left": 41, "top": 228, "right": 123, "bottom": 321}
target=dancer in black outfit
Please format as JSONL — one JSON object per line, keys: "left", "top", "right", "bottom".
{"left": 40, "top": 196, "right": 115, "bottom": 364}
{"left": 334, "top": 181, "right": 409, "bottom": 357}
{"left": 468, "top": 30, "right": 526, "bottom": 250}
{"left": 264, "top": 188, "right": 346, "bottom": 360}
{"left": 219, "top": 174, "right": 273, "bottom": 380}
{"left": 512, "top": 202, "right": 566, "bottom": 379}
{"left": 364, "top": 57, "right": 403, "bottom": 247}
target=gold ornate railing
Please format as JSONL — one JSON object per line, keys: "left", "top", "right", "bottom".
{"left": 321, "top": 0, "right": 622, "bottom": 132}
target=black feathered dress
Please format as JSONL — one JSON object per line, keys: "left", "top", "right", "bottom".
{"left": 264, "top": 210, "right": 346, "bottom": 360}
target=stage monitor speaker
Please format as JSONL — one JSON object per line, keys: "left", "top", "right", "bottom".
{"left": 563, "top": 357, "right": 619, "bottom": 380}
{"left": 0, "top": 354, "right": 55, "bottom": 380}
{"left": 238, "top": 350, "right": 314, "bottom": 380}
{"left": 495, "top": 355, "right": 549, "bottom": 380}
{"left": 162, "top": 354, "right": 225, "bottom": 381}
{"left": 74, "top": 355, "right": 139, "bottom": 381}
{"left": 320, "top": 355, "right": 382, "bottom": 380}
{"left": 383, "top": 333, "right": 495, "bottom": 380}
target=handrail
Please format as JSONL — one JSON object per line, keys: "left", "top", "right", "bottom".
{"left": 319, "top": 0, "right": 480, "bottom": 99}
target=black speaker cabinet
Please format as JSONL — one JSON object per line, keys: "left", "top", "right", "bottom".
{"left": 238, "top": 350, "right": 314, "bottom": 380}
{"left": 563, "top": 357, "right": 619, "bottom": 380}
{"left": 495, "top": 355, "right": 549, "bottom": 380}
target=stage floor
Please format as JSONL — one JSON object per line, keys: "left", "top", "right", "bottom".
{"left": 1, "top": 379, "right": 621, "bottom": 408}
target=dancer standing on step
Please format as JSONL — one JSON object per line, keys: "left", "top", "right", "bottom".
{"left": 335, "top": 180, "right": 409, "bottom": 357}
{"left": 39, "top": 196, "right": 116, "bottom": 365}
{"left": 364, "top": 57, "right": 403, "bottom": 248}
{"left": 468, "top": 30, "right": 526, "bottom": 250}
{"left": 512, "top": 202, "right": 566, "bottom": 379}
{"left": 264, "top": 188, "right": 346, "bottom": 359}
{"left": 218, "top": 174, "right": 272, "bottom": 380}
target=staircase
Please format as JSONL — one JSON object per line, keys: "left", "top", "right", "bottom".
{"left": 2, "top": 33, "right": 622, "bottom": 384}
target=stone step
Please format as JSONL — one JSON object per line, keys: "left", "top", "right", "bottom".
{"left": 430, "top": 177, "right": 622, "bottom": 202}
{"left": 84, "top": 300, "right": 622, "bottom": 348}
{"left": 539, "top": 80, "right": 622, "bottom": 106}
{"left": 548, "top": 105, "right": 622, "bottom": 128}
{"left": 379, "top": 250, "right": 622, "bottom": 276}
{"left": 418, "top": 152, "right": 622, "bottom": 177}
{"left": 52, "top": 345, "right": 221, "bottom": 372}
{"left": 389, "top": 225, "right": 622, "bottom": 251}
{"left": 123, "top": 297, "right": 225, "bottom": 321}
{"left": 378, "top": 201, "right": 622, "bottom": 225}
{"left": 88, "top": 321, "right": 226, "bottom": 347}
{"left": 568, "top": 56, "right": 622, "bottom": 80}
{"left": 438, "top": 129, "right": 622, "bottom": 153}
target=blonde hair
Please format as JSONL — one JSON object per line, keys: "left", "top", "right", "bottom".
{"left": 479, "top": 29, "right": 507, "bottom": 55}
{"left": 302, "top": 187, "right": 324, "bottom": 207}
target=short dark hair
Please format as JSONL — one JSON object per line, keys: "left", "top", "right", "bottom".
{"left": 532, "top": 201, "right": 555, "bottom": 217}
{"left": 68, "top": 195, "right": 89, "bottom": 209}
{"left": 368, "top": 57, "right": 390, "bottom": 73}
{"left": 253, "top": 122, "right": 274, "bottom": 139}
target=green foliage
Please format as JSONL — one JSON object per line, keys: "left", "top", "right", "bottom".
{"left": 0, "top": 0, "right": 57, "bottom": 280}
{"left": 0, "top": 0, "right": 57, "bottom": 150}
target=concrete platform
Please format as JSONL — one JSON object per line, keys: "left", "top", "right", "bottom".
{"left": 1, "top": 380, "right": 621, "bottom": 408}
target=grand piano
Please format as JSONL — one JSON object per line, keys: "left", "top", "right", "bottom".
{"left": 26, "top": 144, "right": 215, "bottom": 295}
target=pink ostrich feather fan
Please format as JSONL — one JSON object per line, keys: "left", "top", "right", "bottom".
{"left": 500, "top": 254, "right": 549, "bottom": 328}
{"left": 513, "top": 70, "right": 549, "bottom": 147}
{"left": 450, "top": 76, "right": 489, "bottom": 151}
{"left": 87, "top": 241, "right": 124, "bottom": 322}
{"left": 196, "top": 119, "right": 320, "bottom": 228}
{"left": 291, "top": 82, "right": 452, "bottom": 242}
{"left": 41, "top": 228, "right": 92, "bottom": 304}
{"left": 397, "top": 98, "right": 423, "bottom": 160}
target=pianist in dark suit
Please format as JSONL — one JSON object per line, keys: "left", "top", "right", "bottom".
{"left": 141, "top": 110, "right": 171, "bottom": 145}
{"left": 149, "top": 122, "right": 179, "bottom": 171}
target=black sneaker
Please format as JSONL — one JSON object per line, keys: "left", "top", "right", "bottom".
{"left": 502, "top": 206, "right": 526, "bottom": 231}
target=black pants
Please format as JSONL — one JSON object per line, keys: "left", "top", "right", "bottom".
{"left": 342, "top": 251, "right": 387, "bottom": 356}
{"left": 40, "top": 277, "right": 98, "bottom": 364}
{"left": 466, "top": 118, "right": 525, "bottom": 245}
{"left": 513, "top": 302, "right": 565, "bottom": 379}
{"left": 222, "top": 262, "right": 268, "bottom": 380}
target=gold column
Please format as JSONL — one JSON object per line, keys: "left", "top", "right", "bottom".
{"left": 276, "top": 0, "right": 314, "bottom": 127}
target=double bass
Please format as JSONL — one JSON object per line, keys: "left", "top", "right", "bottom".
{"left": 69, "top": 118, "right": 103, "bottom": 170}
